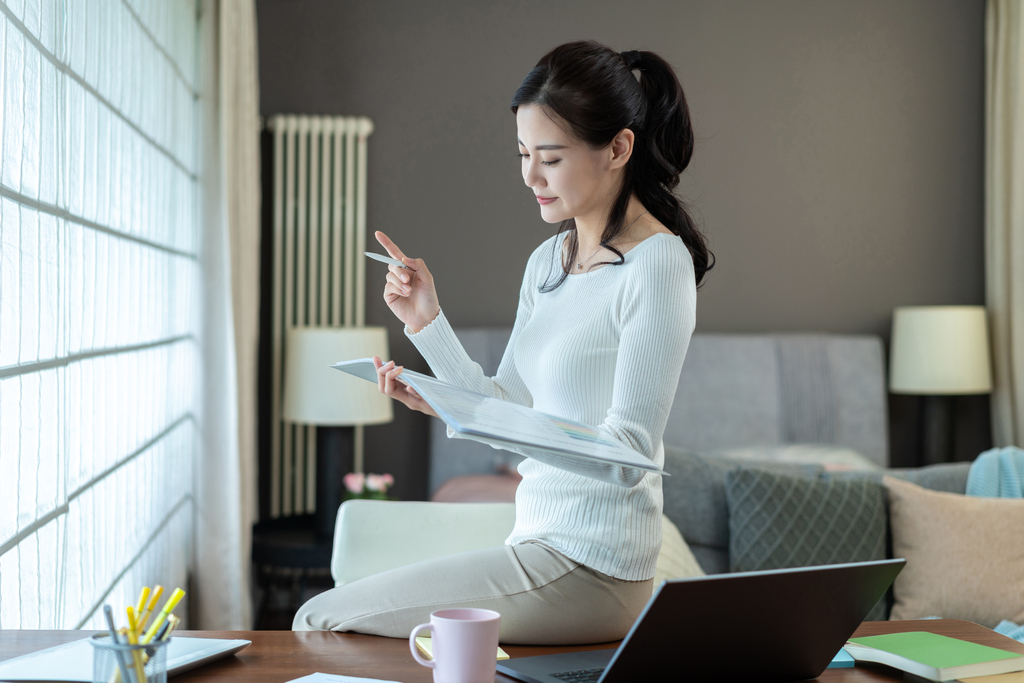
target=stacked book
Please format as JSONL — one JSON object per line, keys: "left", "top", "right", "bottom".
{"left": 845, "top": 632, "right": 1024, "bottom": 682}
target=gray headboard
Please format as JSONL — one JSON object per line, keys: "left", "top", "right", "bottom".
{"left": 428, "top": 329, "right": 888, "bottom": 495}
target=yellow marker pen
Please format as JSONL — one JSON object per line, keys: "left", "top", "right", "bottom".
{"left": 138, "top": 585, "right": 163, "bottom": 634}
{"left": 142, "top": 588, "right": 185, "bottom": 644}
{"left": 125, "top": 608, "right": 147, "bottom": 683}
{"left": 133, "top": 588, "right": 150, "bottom": 636}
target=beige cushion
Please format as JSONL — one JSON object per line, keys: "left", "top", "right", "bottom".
{"left": 883, "top": 476, "right": 1024, "bottom": 627}
{"left": 652, "top": 514, "right": 705, "bottom": 592}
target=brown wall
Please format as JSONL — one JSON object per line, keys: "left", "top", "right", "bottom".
{"left": 256, "top": 0, "right": 988, "bottom": 502}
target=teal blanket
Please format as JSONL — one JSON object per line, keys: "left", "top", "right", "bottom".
{"left": 967, "top": 446, "right": 1024, "bottom": 643}
{"left": 996, "top": 620, "right": 1024, "bottom": 645}
{"left": 966, "top": 446, "right": 1024, "bottom": 498}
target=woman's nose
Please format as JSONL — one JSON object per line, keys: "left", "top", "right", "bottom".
{"left": 523, "top": 161, "right": 545, "bottom": 189}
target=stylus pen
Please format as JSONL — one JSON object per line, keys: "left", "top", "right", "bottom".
{"left": 364, "top": 251, "right": 410, "bottom": 269}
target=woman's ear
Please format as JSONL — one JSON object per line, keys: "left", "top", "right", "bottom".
{"left": 609, "top": 128, "right": 635, "bottom": 169}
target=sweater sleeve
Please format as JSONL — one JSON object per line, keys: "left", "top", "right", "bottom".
{"left": 405, "top": 249, "right": 537, "bottom": 408}
{"left": 503, "top": 243, "right": 696, "bottom": 487}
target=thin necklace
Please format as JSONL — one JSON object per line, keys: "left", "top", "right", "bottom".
{"left": 576, "top": 211, "right": 650, "bottom": 270}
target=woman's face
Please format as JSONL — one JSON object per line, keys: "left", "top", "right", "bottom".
{"left": 516, "top": 104, "right": 624, "bottom": 224}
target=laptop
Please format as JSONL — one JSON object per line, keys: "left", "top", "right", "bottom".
{"left": 497, "top": 558, "right": 905, "bottom": 683}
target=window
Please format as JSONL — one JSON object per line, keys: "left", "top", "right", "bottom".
{"left": 0, "top": 0, "right": 200, "bottom": 628}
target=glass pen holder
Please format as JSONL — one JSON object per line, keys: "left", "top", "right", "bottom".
{"left": 89, "top": 633, "right": 170, "bottom": 683}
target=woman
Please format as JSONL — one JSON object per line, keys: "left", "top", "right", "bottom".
{"left": 293, "top": 40, "right": 712, "bottom": 644}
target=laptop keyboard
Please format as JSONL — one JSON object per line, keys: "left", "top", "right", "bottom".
{"left": 551, "top": 667, "right": 605, "bottom": 682}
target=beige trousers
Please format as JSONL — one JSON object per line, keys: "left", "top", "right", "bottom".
{"left": 292, "top": 541, "right": 653, "bottom": 645}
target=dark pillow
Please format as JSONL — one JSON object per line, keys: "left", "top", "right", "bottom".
{"left": 725, "top": 468, "right": 887, "bottom": 620}
{"left": 662, "top": 447, "right": 823, "bottom": 575}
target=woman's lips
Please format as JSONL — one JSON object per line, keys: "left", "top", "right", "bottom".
{"left": 536, "top": 196, "right": 557, "bottom": 205}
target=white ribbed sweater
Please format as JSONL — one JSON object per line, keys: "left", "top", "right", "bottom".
{"left": 407, "top": 232, "right": 696, "bottom": 580}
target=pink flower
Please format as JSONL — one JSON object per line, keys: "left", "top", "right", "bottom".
{"left": 343, "top": 472, "right": 365, "bottom": 494}
{"left": 365, "top": 473, "right": 394, "bottom": 493}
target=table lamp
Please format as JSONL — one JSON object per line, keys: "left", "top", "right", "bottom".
{"left": 889, "top": 306, "right": 992, "bottom": 465}
{"left": 282, "top": 326, "right": 393, "bottom": 539}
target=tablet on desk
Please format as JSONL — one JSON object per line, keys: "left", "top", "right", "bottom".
{"left": 0, "top": 636, "right": 250, "bottom": 681}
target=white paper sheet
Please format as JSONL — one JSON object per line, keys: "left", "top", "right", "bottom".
{"left": 287, "top": 674, "right": 400, "bottom": 683}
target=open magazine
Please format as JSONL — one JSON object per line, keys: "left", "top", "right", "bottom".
{"left": 332, "top": 359, "right": 666, "bottom": 476}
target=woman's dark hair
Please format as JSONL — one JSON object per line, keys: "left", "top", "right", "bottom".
{"left": 510, "top": 40, "right": 713, "bottom": 291}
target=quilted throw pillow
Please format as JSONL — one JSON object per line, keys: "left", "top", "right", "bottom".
{"left": 725, "top": 468, "right": 887, "bottom": 619}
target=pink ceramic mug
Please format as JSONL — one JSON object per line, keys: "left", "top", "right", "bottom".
{"left": 409, "top": 608, "right": 501, "bottom": 683}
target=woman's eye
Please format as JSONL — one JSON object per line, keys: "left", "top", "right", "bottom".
{"left": 517, "top": 153, "right": 559, "bottom": 166}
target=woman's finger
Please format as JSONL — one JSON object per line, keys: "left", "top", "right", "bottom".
{"left": 388, "top": 264, "right": 410, "bottom": 282}
{"left": 385, "top": 272, "right": 411, "bottom": 294}
{"left": 383, "top": 363, "right": 400, "bottom": 395}
{"left": 376, "top": 359, "right": 394, "bottom": 394}
{"left": 375, "top": 231, "right": 408, "bottom": 262}
{"left": 377, "top": 232, "right": 426, "bottom": 276}
{"left": 377, "top": 360, "right": 390, "bottom": 394}
{"left": 382, "top": 281, "right": 404, "bottom": 302}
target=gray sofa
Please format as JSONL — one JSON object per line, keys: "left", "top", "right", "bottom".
{"left": 429, "top": 330, "right": 891, "bottom": 494}
{"left": 662, "top": 448, "right": 970, "bottom": 576}
{"left": 424, "top": 328, "right": 970, "bottom": 618}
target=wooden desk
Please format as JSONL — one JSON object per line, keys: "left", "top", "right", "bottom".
{"left": 2, "top": 620, "right": 1022, "bottom": 682}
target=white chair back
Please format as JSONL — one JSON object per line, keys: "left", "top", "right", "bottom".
{"left": 331, "top": 500, "right": 517, "bottom": 586}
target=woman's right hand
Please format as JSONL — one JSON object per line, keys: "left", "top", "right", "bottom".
{"left": 375, "top": 231, "right": 440, "bottom": 333}
{"left": 374, "top": 357, "right": 438, "bottom": 418}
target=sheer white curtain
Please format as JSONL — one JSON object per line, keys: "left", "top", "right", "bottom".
{"left": 0, "top": 0, "right": 201, "bottom": 628}
{"left": 986, "top": 0, "right": 1024, "bottom": 447}
{"left": 194, "top": 0, "right": 260, "bottom": 630}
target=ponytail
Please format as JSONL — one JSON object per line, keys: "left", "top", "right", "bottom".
{"left": 626, "top": 50, "right": 714, "bottom": 286}
{"left": 511, "top": 41, "right": 714, "bottom": 292}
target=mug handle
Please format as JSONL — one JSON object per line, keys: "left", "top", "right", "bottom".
{"left": 409, "top": 622, "right": 435, "bottom": 669}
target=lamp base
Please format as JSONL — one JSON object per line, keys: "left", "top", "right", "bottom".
{"left": 315, "top": 425, "right": 354, "bottom": 541}
{"left": 920, "top": 395, "right": 953, "bottom": 466}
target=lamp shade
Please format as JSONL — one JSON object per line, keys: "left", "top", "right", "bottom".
{"left": 282, "top": 326, "right": 394, "bottom": 425}
{"left": 889, "top": 306, "right": 992, "bottom": 395}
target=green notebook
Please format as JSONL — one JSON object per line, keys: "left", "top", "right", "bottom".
{"left": 845, "top": 632, "right": 1024, "bottom": 682}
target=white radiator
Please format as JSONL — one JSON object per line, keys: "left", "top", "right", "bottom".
{"left": 268, "top": 115, "right": 374, "bottom": 519}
